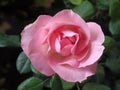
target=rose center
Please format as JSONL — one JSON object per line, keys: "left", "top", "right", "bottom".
{"left": 55, "top": 31, "right": 77, "bottom": 56}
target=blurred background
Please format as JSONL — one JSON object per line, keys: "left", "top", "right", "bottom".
{"left": 0, "top": 0, "right": 64, "bottom": 89}
{"left": 0, "top": 0, "right": 120, "bottom": 90}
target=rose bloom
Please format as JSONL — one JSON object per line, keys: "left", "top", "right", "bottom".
{"left": 21, "top": 10, "right": 105, "bottom": 82}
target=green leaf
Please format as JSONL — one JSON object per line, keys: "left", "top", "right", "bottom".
{"left": 109, "top": 20, "right": 120, "bottom": 37}
{"left": 16, "top": 52, "right": 31, "bottom": 74}
{"left": 44, "top": 78, "right": 51, "bottom": 88}
{"left": 34, "top": 0, "right": 44, "bottom": 6}
{"left": 95, "top": 64, "right": 105, "bottom": 83}
{"left": 96, "top": 0, "right": 109, "bottom": 10}
{"left": 115, "top": 80, "right": 120, "bottom": 90}
{"left": 83, "top": 83, "right": 111, "bottom": 90}
{"left": 31, "top": 65, "right": 47, "bottom": 79}
{"left": 103, "top": 36, "right": 116, "bottom": 52}
{"left": 73, "top": 1, "right": 95, "bottom": 20}
{"left": 0, "top": 0, "right": 9, "bottom": 6}
{"left": 0, "top": 34, "right": 20, "bottom": 47}
{"left": 109, "top": 0, "right": 120, "bottom": 20}
{"left": 61, "top": 79, "right": 75, "bottom": 90}
{"left": 76, "top": 83, "right": 80, "bottom": 90}
{"left": 17, "top": 77, "right": 43, "bottom": 90}
{"left": 106, "top": 57, "right": 120, "bottom": 74}
{"left": 70, "top": 0, "right": 82, "bottom": 6}
{"left": 108, "top": 48, "right": 120, "bottom": 59}
{"left": 63, "top": 0, "right": 75, "bottom": 8}
{"left": 105, "top": 48, "right": 120, "bottom": 74}
{"left": 51, "top": 74, "right": 63, "bottom": 90}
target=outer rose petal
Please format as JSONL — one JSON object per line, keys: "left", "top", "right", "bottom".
{"left": 78, "top": 22, "right": 105, "bottom": 67}
{"left": 28, "top": 29, "right": 55, "bottom": 76}
{"left": 21, "top": 15, "right": 52, "bottom": 56}
{"left": 87, "top": 22, "right": 105, "bottom": 44}
{"left": 79, "top": 44, "right": 104, "bottom": 67}
{"left": 29, "top": 52, "right": 54, "bottom": 76}
{"left": 49, "top": 58, "right": 97, "bottom": 82}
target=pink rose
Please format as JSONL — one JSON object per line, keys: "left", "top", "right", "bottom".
{"left": 21, "top": 10, "right": 105, "bottom": 82}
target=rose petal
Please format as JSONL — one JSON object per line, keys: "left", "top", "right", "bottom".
{"left": 48, "top": 31, "right": 59, "bottom": 52}
{"left": 87, "top": 22, "right": 105, "bottom": 44}
{"left": 60, "top": 58, "right": 79, "bottom": 68}
{"left": 62, "top": 30, "right": 77, "bottom": 37}
{"left": 21, "top": 15, "right": 52, "bottom": 56}
{"left": 60, "top": 44, "right": 73, "bottom": 56}
{"left": 55, "top": 38, "right": 61, "bottom": 53}
{"left": 60, "top": 37, "right": 71, "bottom": 48}
{"left": 61, "top": 46, "right": 89, "bottom": 67}
{"left": 79, "top": 44, "right": 104, "bottom": 67}
{"left": 29, "top": 53, "right": 54, "bottom": 76}
{"left": 71, "top": 32, "right": 89, "bottom": 55}
{"left": 49, "top": 58, "right": 97, "bottom": 82}
{"left": 28, "top": 29, "right": 55, "bottom": 76}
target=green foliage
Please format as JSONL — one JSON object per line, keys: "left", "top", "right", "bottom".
{"left": 106, "top": 57, "right": 120, "bottom": 74}
{"left": 96, "top": 0, "right": 109, "bottom": 10}
{"left": 0, "top": 0, "right": 14, "bottom": 6}
{"left": 34, "top": 0, "right": 44, "bottom": 6}
{"left": 76, "top": 83, "right": 80, "bottom": 90}
{"left": 44, "top": 78, "right": 51, "bottom": 88}
{"left": 61, "top": 79, "right": 75, "bottom": 90}
{"left": 73, "top": 1, "right": 95, "bottom": 20}
{"left": 95, "top": 64, "right": 105, "bottom": 83}
{"left": 104, "top": 36, "right": 116, "bottom": 52}
{"left": 51, "top": 75, "right": 63, "bottom": 90}
{"left": 115, "top": 80, "right": 120, "bottom": 90}
{"left": 0, "top": 34, "right": 20, "bottom": 47}
{"left": 83, "top": 83, "right": 111, "bottom": 90}
{"left": 109, "top": 20, "right": 120, "bottom": 37}
{"left": 109, "top": 0, "right": 120, "bottom": 20}
{"left": 63, "top": 0, "right": 75, "bottom": 8}
{"left": 16, "top": 52, "right": 31, "bottom": 74}
{"left": 106, "top": 48, "right": 120, "bottom": 74}
{"left": 109, "top": 0, "right": 120, "bottom": 39}
{"left": 17, "top": 77, "right": 43, "bottom": 90}
{"left": 70, "top": 0, "right": 82, "bottom": 6}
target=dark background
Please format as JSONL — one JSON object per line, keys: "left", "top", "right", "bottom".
{"left": 0, "top": 0, "right": 64, "bottom": 89}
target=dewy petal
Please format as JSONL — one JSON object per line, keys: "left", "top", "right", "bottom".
{"left": 79, "top": 43, "right": 104, "bottom": 68}
{"left": 21, "top": 15, "right": 52, "bottom": 56}
{"left": 49, "top": 57, "right": 97, "bottom": 82}
{"left": 28, "top": 29, "right": 55, "bottom": 76}
{"left": 87, "top": 22, "right": 105, "bottom": 44}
